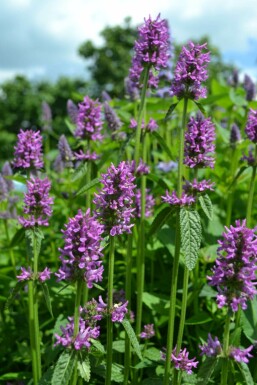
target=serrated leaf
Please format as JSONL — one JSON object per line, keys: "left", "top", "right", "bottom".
{"left": 10, "top": 227, "right": 26, "bottom": 248}
{"left": 90, "top": 339, "right": 106, "bottom": 354}
{"left": 41, "top": 282, "right": 53, "bottom": 318}
{"left": 164, "top": 102, "right": 179, "bottom": 121}
{"left": 194, "top": 101, "right": 206, "bottom": 114}
{"left": 147, "top": 206, "right": 175, "bottom": 237}
{"left": 152, "top": 131, "right": 173, "bottom": 160}
{"left": 197, "top": 357, "right": 219, "bottom": 385}
{"left": 236, "top": 361, "right": 254, "bottom": 385}
{"left": 111, "top": 363, "right": 124, "bottom": 383}
{"left": 199, "top": 194, "right": 213, "bottom": 220}
{"left": 51, "top": 350, "right": 76, "bottom": 385}
{"left": 122, "top": 319, "right": 143, "bottom": 360}
{"left": 78, "top": 354, "right": 90, "bottom": 382}
{"left": 25, "top": 227, "right": 44, "bottom": 259}
{"left": 76, "top": 177, "right": 100, "bottom": 196}
{"left": 72, "top": 162, "right": 88, "bottom": 182}
{"left": 180, "top": 208, "right": 202, "bottom": 270}
{"left": 38, "top": 366, "right": 54, "bottom": 384}
{"left": 5, "top": 281, "right": 27, "bottom": 308}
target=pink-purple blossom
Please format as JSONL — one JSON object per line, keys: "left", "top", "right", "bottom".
{"left": 161, "top": 347, "right": 198, "bottom": 374}
{"left": 38, "top": 267, "right": 51, "bottom": 282}
{"left": 17, "top": 267, "right": 32, "bottom": 281}
{"left": 183, "top": 179, "right": 215, "bottom": 194}
{"left": 140, "top": 324, "right": 155, "bottom": 339}
{"left": 162, "top": 190, "right": 196, "bottom": 206}
{"left": 243, "top": 75, "right": 256, "bottom": 102}
{"left": 104, "top": 102, "right": 122, "bottom": 132}
{"left": 245, "top": 108, "right": 257, "bottom": 143}
{"left": 67, "top": 99, "right": 78, "bottom": 124}
{"left": 199, "top": 334, "right": 222, "bottom": 357}
{"left": 13, "top": 129, "right": 44, "bottom": 170}
{"left": 56, "top": 209, "right": 104, "bottom": 288}
{"left": 96, "top": 295, "right": 128, "bottom": 322}
{"left": 74, "top": 150, "right": 99, "bottom": 161}
{"left": 19, "top": 177, "right": 53, "bottom": 228}
{"left": 75, "top": 96, "right": 103, "bottom": 141}
{"left": 41, "top": 101, "right": 52, "bottom": 132}
{"left": 229, "top": 345, "right": 253, "bottom": 363}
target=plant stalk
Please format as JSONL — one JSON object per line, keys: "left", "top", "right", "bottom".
{"left": 221, "top": 313, "right": 231, "bottom": 385}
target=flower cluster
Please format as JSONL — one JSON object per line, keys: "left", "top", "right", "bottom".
{"left": 54, "top": 316, "right": 100, "bottom": 350}
{"left": 41, "top": 101, "right": 52, "bottom": 132}
{"left": 161, "top": 347, "right": 198, "bottom": 374}
{"left": 135, "top": 188, "right": 155, "bottom": 218}
{"left": 129, "top": 14, "right": 170, "bottom": 88}
{"left": 96, "top": 296, "right": 128, "bottom": 322}
{"left": 129, "top": 118, "right": 158, "bottom": 132}
{"left": 241, "top": 147, "right": 256, "bottom": 167}
{"left": 230, "top": 123, "right": 241, "bottom": 148}
{"left": 75, "top": 96, "right": 103, "bottom": 141}
{"left": 17, "top": 267, "right": 51, "bottom": 282}
{"left": 124, "top": 77, "right": 140, "bottom": 101}
{"left": 245, "top": 108, "right": 257, "bottom": 143}
{"left": 170, "top": 41, "right": 210, "bottom": 100}
{"left": 56, "top": 209, "right": 104, "bottom": 288}
{"left": 243, "top": 75, "right": 256, "bottom": 102}
{"left": 54, "top": 135, "right": 74, "bottom": 172}
{"left": 183, "top": 179, "right": 215, "bottom": 194}
{"left": 129, "top": 159, "right": 150, "bottom": 176}
{"left": 67, "top": 99, "right": 78, "bottom": 124}
{"left": 74, "top": 150, "right": 99, "bottom": 162}
{"left": 93, "top": 162, "right": 136, "bottom": 236}
{"left": 162, "top": 190, "right": 195, "bottom": 206}
{"left": 229, "top": 345, "right": 253, "bottom": 363}
{"left": 13, "top": 129, "right": 44, "bottom": 170}
{"left": 199, "top": 334, "right": 222, "bottom": 357}
{"left": 104, "top": 102, "right": 122, "bottom": 132}
{"left": 208, "top": 219, "right": 257, "bottom": 311}
{"left": 140, "top": 324, "right": 155, "bottom": 339}
{"left": 19, "top": 177, "right": 53, "bottom": 228}
{"left": 184, "top": 113, "right": 215, "bottom": 168}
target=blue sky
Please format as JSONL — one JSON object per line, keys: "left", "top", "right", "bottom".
{"left": 1, "top": 0, "right": 257, "bottom": 83}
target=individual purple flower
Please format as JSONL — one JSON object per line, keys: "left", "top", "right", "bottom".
{"left": 245, "top": 108, "right": 257, "bottom": 143}
{"left": 13, "top": 129, "right": 44, "bottom": 170}
{"left": 104, "top": 102, "right": 123, "bottom": 132}
{"left": 41, "top": 101, "right": 52, "bottom": 132}
{"left": 56, "top": 209, "right": 104, "bottom": 288}
{"left": 229, "top": 345, "right": 253, "bottom": 363}
{"left": 162, "top": 190, "right": 195, "bottom": 206}
{"left": 38, "top": 267, "right": 51, "bottom": 282}
{"left": 124, "top": 77, "right": 140, "bottom": 101}
{"left": 19, "top": 177, "right": 53, "bottom": 228}
{"left": 208, "top": 219, "right": 257, "bottom": 312}
{"left": 67, "top": 99, "right": 78, "bottom": 124}
{"left": 54, "top": 316, "right": 100, "bottom": 350}
{"left": 74, "top": 150, "right": 99, "bottom": 161}
{"left": 171, "top": 41, "right": 210, "bottom": 100}
{"left": 17, "top": 267, "right": 32, "bottom": 281}
{"left": 156, "top": 160, "right": 178, "bottom": 173}
{"left": 75, "top": 96, "right": 103, "bottom": 141}
{"left": 2, "top": 161, "right": 14, "bottom": 191}
{"left": 199, "top": 334, "right": 222, "bottom": 357}
{"left": 184, "top": 113, "right": 215, "bottom": 168}
{"left": 140, "top": 324, "right": 155, "bottom": 339}
{"left": 129, "top": 14, "right": 170, "bottom": 89}
{"left": 241, "top": 146, "right": 255, "bottom": 166}
{"left": 230, "top": 123, "right": 241, "bottom": 148}
{"left": 93, "top": 162, "right": 136, "bottom": 236}
{"left": 161, "top": 347, "right": 198, "bottom": 374}
{"left": 183, "top": 179, "right": 215, "bottom": 195}
{"left": 135, "top": 188, "right": 155, "bottom": 218}
{"left": 129, "top": 159, "right": 150, "bottom": 176}
{"left": 243, "top": 75, "right": 256, "bottom": 102}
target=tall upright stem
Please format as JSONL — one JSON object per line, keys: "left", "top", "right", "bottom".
{"left": 28, "top": 280, "right": 39, "bottom": 385}
{"left": 163, "top": 98, "right": 188, "bottom": 385}
{"left": 221, "top": 313, "right": 231, "bottom": 385}
{"left": 246, "top": 144, "right": 257, "bottom": 227}
{"left": 33, "top": 230, "right": 41, "bottom": 380}
{"left": 124, "top": 234, "right": 133, "bottom": 385}
{"left": 106, "top": 237, "right": 116, "bottom": 385}
{"left": 226, "top": 147, "right": 238, "bottom": 226}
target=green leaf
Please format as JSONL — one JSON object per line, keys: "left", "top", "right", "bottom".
{"left": 197, "top": 357, "right": 219, "bottom": 385}
{"left": 10, "top": 227, "right": 26, "bottom": 248}
{"left": 93, "top": 283, "right": 105, "bottom": 291}
{"left": 41, "top": 282, "right": 53, "bottom": 318}
{"left": 146, "top": 173, "right": 170, "bottom": 190}
{"left": 71, "top": 162, "right": 88, "bottom": 182}
{"left": 38, "top": 366, "right": 54, "bottom": 384}
{"left": 51, "top": 350, "right": 76, "bottom": 385}
{"left": 185, "top": 312, "right": 212, "bottom": 325}
{"left": 25, "top": 227, "right": 44, "bottom": 259}
{"left": 241, "top": 296, "right": 257, "bottom": 342}
{"left": 194, "top": 101, "right": 206, "bottom": 115}
{"left": 152, "top": 131, "right": 174, "bottom": 160}
{"left": 236, "top": 361, "right": 254, "bottom": 385}
{"left": 90, "top": 339, "right": 106, "bottom": 354}
{"left": 164, "top": 102, "right": 179, "bottom": 121}
{"left": 199, "top": 194, "right": 213, "bottom": 220}
{"left": 76, "top": 177, "right": 100, "bottom": 196}
{"left": 122, "top": 319, "right": 143, "bottom": 360}
{"left": 0, "top": 372, "right": 31, "bottom": 380}
{"left": 64, "top": 117, "right": 75, "bottom": 134}
{"left": 77, "top": 354, "right": 90, "bottom": 382}
{"left": 147, "top": 206, "right": 175, "bottom": 237}
{"left": 180, "top": 208, "right": 202, "bottom": 270}
{"left": 5, "top": 281, "right": 27, "bottom": 309}
{"left": 111, "top": 363, "right": 124, "bottom": 383}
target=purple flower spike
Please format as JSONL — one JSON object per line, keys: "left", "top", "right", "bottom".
{"left": 124, "top": 77, "right": 140, "bottom": 101}
{"left": 208, "top": 220, "right": 257, "bottom": 312}
{"left": 74, "top": 150, "right": 99, "bottom": 162}
{"left": 104, "top": 102, "right": 122, "bottom": 132}
{"left": 140, "top": 324, "right": 155, "bottom": 339}
{"left": 2, "top": 161, "right": 14, "bottom": 191}
{"left": 161, "top": 347, "right": 198, "bottom": 374}
{"left": 162, "top": 190, "right": 195, "bottom": 206}
{"left": 129, "top": 159, "right": 150, "bottom": 176}
{"left": 241, "top": 146, "right": 255, "bottom": 166}
{"left": 184, "top": 113, "right": 215, "bottom": 169}
{"left": 171, "top": 41, "right": 210, "bottom": 100}
{"left": 17, "top": 267, "right": 32, "bottom": 281}
{"left": 129, "top": 14, "right": 170, "bottom": 89}
{"left": 67, "top": 99, "right": 78, "bottom": 124}
{"left": 13, "top": 129, "right": 44, "bottom": 170}
{"left": 183, "top": 179, "right": 215, "bottom": 195}
{"left": 75, "top": 96, "right": 103, "bottom": 141}
{"left": 41, "top": 101, "right": 52, "bottom": 132}
{"left": 245, "top": 109, "right": 257, "bottom": 143}
{"left": 199, "top": 334, "right": 222, "bottom": 357}
{"left": 243, "top": 75, "right": 256, "bottom": 102}
{"left": 19, "top": 177, "right": 53, "bottom": 228}
{"left": 230, "top": 124, "right": 241, "bottom": 148}
{"left": 135, "top": 188, "right": 155, "bottom": 218}
{"left": 0, "top": 175, "right": 8, "bottom": 201}
{"left": 229, "top": 345, "right": 253, "bottom": 363}
{"left": 56, "top": 135, "right": 74, "bottom": 169}
{"left": 38, "top": 267, "right": 51, "bottom": 282}
{"left": 93, "top": 162, "right": 136, "bottom": 236}
{"left": 56, "top": 209, "right": 104, "bottom": 288}
{"left": 111, "top": 301, "right": 128, "bottom": 322}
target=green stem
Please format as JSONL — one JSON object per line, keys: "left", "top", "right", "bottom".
{"left": 221, "top": 314, "right": 231, "bottom": 385}
{"left": 134, "top": 67, "right": 150, "bottom": 166}
{"left": 163, "top": 98, "right": 188, "bottom": 385}
{"left": 86, "top": 161, "right": 92, "bottom": 210}
{"left": 106, "top": 237, "right": 116, "bottom": 385}
{"left": 28, "top": 280, "right": 39, "bottom": 385}
{"left": 124, "top": 234, "right": 133, "bottom": 385}
{"left": 71, "top": 280, "right": 83, "bottom": 385}
{"left": 32, "top": 230, "right": 41, "bottom": 380}
{"left": 226, "top": 147, "right": 238, "bottom": 226}
{"left": 176, "top": 268, "right": 189, "bottom": 352}
{"left": 246, "top": 144, "right": 257, "bottom": 227}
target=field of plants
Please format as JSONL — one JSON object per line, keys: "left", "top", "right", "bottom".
{"left": 0, "top": 13, "right": 257, "bottom": 385}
